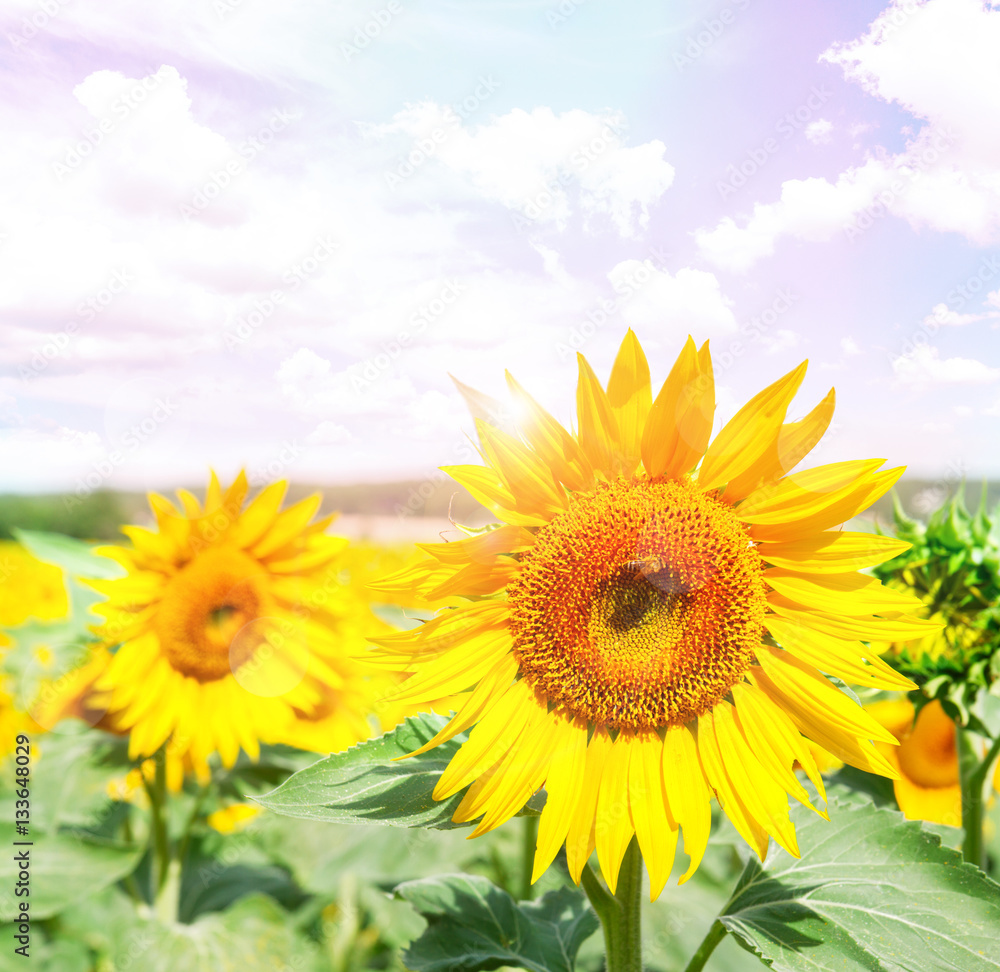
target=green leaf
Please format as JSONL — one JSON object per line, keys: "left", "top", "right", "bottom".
{"left": 178, "top": 858, "right": 307, "bottom": 923}
{"left": 13, "top": 528, "right": 123, "bottom": 579}
{"left": 719, "top": 798, "right": 1000, "bottom": 971}
{"left": 0, "top": 825, "right": 143, "bottom": 920}
{"left": 115, "top": 893, "right": 319, "bottom": 972}
{"left": 396, "top": 874, "right": 599, "bottom": 972}
{"left": 255, "top": 713, "right": 542, "bottom": 830}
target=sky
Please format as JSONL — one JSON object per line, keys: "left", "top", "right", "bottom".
{"left": 1, "top": 0, "right": 998, "bottom": 496}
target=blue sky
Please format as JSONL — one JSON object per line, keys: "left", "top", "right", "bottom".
{"left": 1, "top": 0, "right": 997, "bottom": 494}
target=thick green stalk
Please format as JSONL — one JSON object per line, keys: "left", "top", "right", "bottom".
{"left": 682, "top": 919, "right": 727, "bottom": 972}
{"left": 143, "top": 750, "right": 171, "bottom": 900}
{"left": 581, "top": 838, "right": 643, "bottom": 972}
{"left": 519, "top": 814, "right": 539, "bottom": 900}
{"left": 958, "top": 726, "right": 1000, "bottom": 869}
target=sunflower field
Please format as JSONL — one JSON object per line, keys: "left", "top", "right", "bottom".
{"left": 2, "top": 334, "right": 999, "bottom": 972}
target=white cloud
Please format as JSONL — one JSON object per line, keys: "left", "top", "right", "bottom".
{"left": 607, "top": 260, "right": 737, "bottom": 336}
{"left": 305, "top": 421, "right": 351, "bottom": 445}
{"left": 698, "top": 0, "right": 1000, "bottom": 271}
{"left": 277, "top": 348, "right": 332, "bottom": 390}
{"left": 696, "top": 161, "right": 892, "bottom": 272}
{"left": 761, "top": 329, "right": 801, "bottom": 354}
{"left": 531, "top": 243, "right": 573, "bottom": 287}
{"left": 892, "top": 344, "right": 1000, "bottom": 388}
{"left": 841, "top": 336, "right": 861, "bottom": 355}
{"left": 805, "top": 119, "right": 833, "bottom": 144}
{"left": 922, "top": 301, "right": 999, "bottom": 328}
{"left": 374, "top": 103, "right": 675, "bottom": 237}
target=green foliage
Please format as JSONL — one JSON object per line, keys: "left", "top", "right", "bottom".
{"left": 60, "top": 889, "right": 323, "bottom": 972}
{"left": 0, "top": 823, "right": 143, "bottom": 921}
{"left": 255, "top": 713, "right": 543, "bottom": 829}
{"left": 396, "top": 875, "right": 599, "bottom": 972}
{"left": 874, "top": 486, "right": 1000, "bottom": 727}
{"left": 0, "top": 491, "right": 134, "bottom": 540}
{"left": 720, "top": 796, "right": 1000, "bottom": 971}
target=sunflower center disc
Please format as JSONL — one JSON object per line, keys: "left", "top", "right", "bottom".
{"left": 507, "top": 478, "right": 767, "bottom": 730}
{"left": 153, "top": 546, "right": 272, "bottom": 682}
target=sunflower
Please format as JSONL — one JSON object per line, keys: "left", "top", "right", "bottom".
{"left": 0, "top": 541, "right": 71, "bottom": 755}
{"left": 0, "top": 540, "right": 69, "bottom": 632}
{"left": 371, "top": 331, "right": 937, "bottom": 898}
{"left": 868, "top": 697, "right": 1000, "bottom": 828}
{"left": 80, "top": 471, "right": 401, "bottom": 779}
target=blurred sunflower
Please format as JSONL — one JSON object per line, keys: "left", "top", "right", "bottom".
{"left": 51, "top": 471, "right": 404, "bottom": 780}
{"left": 0, "top": 542, "right": 71, "bottom": 754}
{"left": 868, "top": 697, "right": 1000, "bottom": 827}
{"left": 371, "top": 331, "right": 935, "bottom": 898}
{"left": 0, "top": 541, "right": 69, "bottom": 631}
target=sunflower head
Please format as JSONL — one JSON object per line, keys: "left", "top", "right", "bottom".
{"left": 867, "top": 696, "right": 1000, "bottom": 829}
{"left": 872, "top": 487, "right": 1000, "bottom": 723}
{"left": 373, "top": 330, "right": 936, "bottom": 897}
{"left": 65, "top": 471, "right": 396, "bottom": 779}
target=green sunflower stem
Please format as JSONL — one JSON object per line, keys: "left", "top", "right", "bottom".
{"left": 682, "top": 919, "right": 727, "bottom": 972}
{"left": 581, "top": 838, "right": 643, "bottom": 972}
{"left": 144, "top": 748, "right": 172, "bottom": 903}
{"left": 958, "top": 725, "right": 1000, "bottom": 869}
{"left": 519, "top": 813, "right": 538, "bottom": 900}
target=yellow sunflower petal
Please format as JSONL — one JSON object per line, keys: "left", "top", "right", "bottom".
{"left": 441, "top": 465, "right": 547, "bottom": 526}
{"left": 506, "top": 372, "right": 593, "bottom": 491}
{"left": 385, "top": 630, "right": 512, "bottom": 704}
{"left": 758, "top": 532, "right": 911, "bottom": 573}
{"left": 576, "top": 353, "right": 621, "bottom": 475}
{"left": 369, "top": 602, "right": 510, "bottom": 665}
{"left": 628, "top": 730, "right": 677, "bottom": 899}
{"left": 767, "top": 594, "right": 942, "bottom": 642}
{"left": 228, "top": 481, "right": 287, "bottom": 549}
{"left": 533, "top": 714, "right": 589, "bottom": 883}
{"left": 765, "top": 569, "right": 925, "bottom": 616}
{"left": 176, "top": 488, "right": 203, "bottom": 518}
{"left": 756, "top": 645, "right": 897, "bottom": 745}
{"left": 398, "top": 653, "right": 519, "bottom": 759}
{"left": 640, "top": 336, "right": 714, "bottom": 479}
{"left": 732, "top": 681, "right": 824, "bottom": 811}
{"left": 565, "top": 727, "right": 613, "bottom": 883}
{"left": 417, "top": 526, "right": 536, "bottom": 566}
{"left": 252, "top": 493, "right": 324, "bottom": 559}
{"left": 205, "top": 470, "right": 224, "bottom": 510}
{"left": 749, "top": 665, "right": 899, "bottom": 778}
{"left": 725, "top": 388, "right": 836, "bottom": 502}
{"left": 606, "top": 329, "right": 652, "bottom": 474}
{"left": 765, "top": 614, "right": 916, "bottom": 691}
{"left": 699, "top": 361, "right": 807, "bottom": 492}
{"left": 745, "top": 466, "right": 905, "bottom": 542}
{"left": 477, "top": 420, "right": 568, "bottom": 516}
{"left": 662, "top": 724, "right": 712, "bottom": 884}
{"left": 714, "top": 701, "right": 799, "bottom": 856}
{"left": 595, "top": 731, "right": 637, "bottom": 893}
{"left": 453, "top": 696, "right": 548, "bottom": 826}
{"left": 468, "top": 706, "right": 565, "bottom": 837}
{"left": 696, "top": 705, "right": 771, "bottom": 859}
{"left": 433, "top": 679, "right": 537, "bottom": 799}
